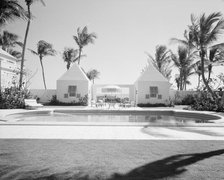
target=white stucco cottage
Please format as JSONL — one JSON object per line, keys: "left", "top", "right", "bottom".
{"left": 0, "top": 49, "right": 19, "bottom": 90}
{"left": 31, "top": 60, "right": 172, "bottom": 106}
{"left": 134, "top": 61, "right": 170, "bottom": 105}
{"left": 56, "top": 63, "right": 91, "bottom": 105}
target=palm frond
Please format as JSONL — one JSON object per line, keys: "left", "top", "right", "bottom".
{"left": 15, "top": 41, "right": 23, "bottom": 47}
{"left": 28, "top": 48, "right": 38, "bottom": 55}
{"left": 8, "top": 49, "right": 22, "bottom": 59}
{"left": 169, "top": 38, "right": 188, "bottom": 47}
{"left": 0, "top": 0, "right": 26, "bottom": 26}
{"left": 210, "top": 43, "right": 224, "bottom": 50}
{"left": 74, "top": 26, "right": 97, "bottom": 49}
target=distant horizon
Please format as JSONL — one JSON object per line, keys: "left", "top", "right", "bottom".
{"left": 5, "top": 0, "right": 224, "bottom": 90}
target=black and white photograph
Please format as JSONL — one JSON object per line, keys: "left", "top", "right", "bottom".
{"left": 0, "top": 0, "right": 224, "bottom": 179}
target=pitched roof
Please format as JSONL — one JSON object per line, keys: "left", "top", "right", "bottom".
{"left": 0, "top": 48, "right": 17, "bottom": 61}
{"left": 57, "top": 63, "right": 90, "bottom": 81}
{"left": 136, "top": 60, "right": 169, "bottom": 82}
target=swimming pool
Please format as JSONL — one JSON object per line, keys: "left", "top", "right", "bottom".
{"left": 3, "top": 109, "right": 222, "bottom": 127}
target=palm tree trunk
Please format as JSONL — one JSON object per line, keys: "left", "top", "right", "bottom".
{"left": 19, "top": 3, "right": 31, "bottom": 89}
{"left": 180, "top": 76, "right": 183, "bottom": 90}
{"left": 184, "top": 76, "right": 187, "bottom": 90}
{"left": 78, "top": 47, "right": 82, "bottom": 65}
{"left": 197, "top": 74, "right": 201, "bottom": 90}
{"left": 200, "top": 48, "right": 217, "bottom": 99}
{"left": 67, "top": 62, "right": 70, "bottom": 70}
{"left": 39, "top": 57, "right": 47, "bottom": 89}
{"left": 207, "top": 65, "right": 212, "bottom": 82}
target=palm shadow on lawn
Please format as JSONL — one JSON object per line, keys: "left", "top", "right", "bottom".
{"left": 0, "top": 149, "right": 224, "bottom": 180}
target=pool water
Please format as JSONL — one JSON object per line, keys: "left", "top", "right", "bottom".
{"left": 6, "top": 111, "right": 215, "bottom": 126}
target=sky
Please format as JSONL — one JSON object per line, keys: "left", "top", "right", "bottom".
{"left": 5, "top": 0, "right": 224, "bottom": 89}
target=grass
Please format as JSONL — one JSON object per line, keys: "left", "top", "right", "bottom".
{"left": 0, "top": 140, "right": 224, "bottom": 179}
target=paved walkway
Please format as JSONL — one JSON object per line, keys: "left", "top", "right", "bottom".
{"left": 0, "top": 106, "right": 224, "bottom": 140}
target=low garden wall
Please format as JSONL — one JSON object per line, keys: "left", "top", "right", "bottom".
{"left": 30, "top": 89, "right": 56, "bottom": 103}
{"left": 169, "top": 90, "right": 198, "bottom": 104}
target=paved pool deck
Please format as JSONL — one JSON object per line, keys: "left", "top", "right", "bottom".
{"left": 0, "top": 106, "right": 224, "bottom": 140}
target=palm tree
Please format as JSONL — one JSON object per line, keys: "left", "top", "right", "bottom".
{"left": 0, "top": 30, "right": 23, "bottom": 61}
{"left": 145, "top": 45, "right": 172, "bottom": 80}
{"left": 171, "top": 46, "right": 196, "bottom": 90}
{"left": 206, "top": 47, "right": 224, "bottom": 82}
{"left": 73, "top": 26, "right": 97, "bottom": 65}
{"left": 86, "top": 69, "right": 100, "bottom": 84}
{"left": 19, "top": 0, "right": 45, "bottom": 89}
{"left": 0, "top": 30, "right": 22, "bottom": 52}
{"left": 0, "top": 0, "right": 26, "bottom": 28}
{"left": 188, "top": 12, "right": 224, "bottom": 99}
{"left": 170, "top": 30, "right": 196, "bottom": 54}
{"left": 62, "top": 48, "right": 79, "bottom": 70}
{"left": 194, "top": 61, "right": 202, "bottom": 90}
{"left": 8, "top": 49, "right": 22, "bottom": 59}
{"left": 29, "top": 40, "right": 56, "bottom": 90}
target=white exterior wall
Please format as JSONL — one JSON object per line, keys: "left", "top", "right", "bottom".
{"left": 135, "top": 81, "right": 170, "bottom": 104}
{"left": 0, "top": 51, "right": 18, "bottom": 90}
{"left": 57, "top": 80, "right": 90, "bottom": 103}
{"left": 30, "top": 89, "right": 56, "bottom": 103}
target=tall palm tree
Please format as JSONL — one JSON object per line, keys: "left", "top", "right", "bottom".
{"left": 170, "top": 30, "right": 196, "bottom": 54}
{"left": 29, "top": 40, "right": 56, "bottom": 90}
{"left": 86, "top": 69, "right": 100, "bottom": 84}
{"left": 206, "top": 46, "right": 224, "bottom": 82}
{"left": 73, "top": 26, "right": 97, "bottom": 65}
{"left": 19, "top": 0, "right": 45, "bottom": 89}
{"left": 171, "top": 46, "right": 196, "bottom": 90}
{"left": 188, "top": 12, "right": 224, "bottom": 99}
{"left": 194, "top": 61, "right": 202, "bottom": 90}
{"left": 145, "top": 45, "right": 172, "bottom": 80}
{"left": 0, "top": 0, "right": 26, "bottom": 28}
{"left": 0, "top": 30, "right": 22, "bottom": 52}
{"left": 62, "top": 48, "right": 79, "bottom": 70}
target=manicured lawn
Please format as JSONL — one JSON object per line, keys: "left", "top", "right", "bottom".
{"left": 0, "top": 139, "right": 224, "bottom": 180}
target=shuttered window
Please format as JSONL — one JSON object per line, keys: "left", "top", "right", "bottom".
{"left": 68, "top": 86, "right": 77, "bottom": 97}
{"left": 150, "top": 86, "right": 158, "bottom": 98}
{"left": 145, "top": 94, "right": 150, "bottom": 99}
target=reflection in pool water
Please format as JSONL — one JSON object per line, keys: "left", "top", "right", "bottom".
{"left": 7, "top": 111, "right": 215, "bottom": 126}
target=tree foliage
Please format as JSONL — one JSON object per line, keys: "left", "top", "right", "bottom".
{"left": 0, "top": 0, "right": 26, "bottom": 28}
{"left": 62, "top": 48, "right": 79, "bottom": 70}
{"left": 171, "top": 46, "right": 196, "bottom": 90}
{"left": 187, "top": 12, "right": 224, "bottom": 99}
{"left": 86, "top": 69, "right": 100, "bottom": 84}
{"left": 145, "top": 45, "right": 172, "bottom": 80}
{"left": 29, "top": 40, "right": 56, "bottom": 89}
{"left": 73, "top": 26, "right": 97, "bottom": 65}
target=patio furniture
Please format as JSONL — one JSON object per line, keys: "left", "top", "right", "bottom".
{"left": 121, "top": 101, "right": 135, "bottom": 108}
{"left": 91, "top": 100, "right": 97, "bottom": 107}
{"left": 96, "top": 99, "right": 104, "bottom": 107}
{"left": 24, "top": 99, "right": 43, "bottom": 109}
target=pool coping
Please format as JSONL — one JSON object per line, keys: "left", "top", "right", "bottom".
{"left": 1, "top": 107, "right": 224, "bottom": 126}
{"left": 1, "top": 107, "right": 224, "bottom": 140}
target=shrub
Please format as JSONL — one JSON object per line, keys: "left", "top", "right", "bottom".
{"left": 137, "top": 103, "right": 167, "bottom": 107}
{"left": 47, "top": 95, "right": 88, "bottom": 106}
{"left": 190, "top": 91, "right": 224, "bottom": 112}
{"left": 78, "top": 95, "right": 88, "bottom": 106}
{"left": 181, "top": 94, "right": 196, "bottom": 105}
{"left": 48, "top": 95, "right": 60, "bottom": 105}
{"left": 173, "top": 91, "right": 182, "bottom": 105}
{"left": 0, "top": 87, "right": 30, "bottom": 109}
